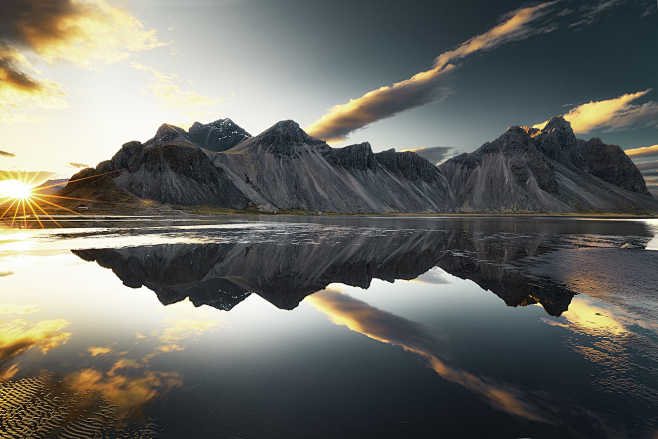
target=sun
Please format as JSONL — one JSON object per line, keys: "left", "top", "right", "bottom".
{"left": 0, "top": 171, "right": 117, "bottom": 229}
{"left": 0, "top": 179, "right": 33, "bottom": 200}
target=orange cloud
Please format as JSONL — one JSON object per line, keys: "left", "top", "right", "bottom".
{"left": 307, "top": 289, "right": 545, "bottom": 422}
{"left": 88, "top": 346, "right": 112, "bottom": 356}
{"left": 542, "top": 296, "right": 627, "bottom": 337}
{"left": 534, "top": 90, "right": 658, "bottom": 134}
{"left": 0, "top": 45, "right": 66, "bottom": 121}
{"left": 0, "top": 0, "right": 165, "bottom": 119}
{"left": 156, "top": 343, "right": 184, "bottom": 353}
{"left": 625, "top": 144, "right": 658, "bottom": 158}
{"left": 0, "top": 0, "right": 165, "bottom": 66}
{"left": 306, "top": 2, "right": 556, "bottom": 141}
{"left": 0, "top": 363, "right": 19, "bottom": 380}
{"left": 65, "top": 361, "right": 181, "bottom": 415}
{"left": 0, "top": 319, "right": 71, "bottom": 358}
{"left": 0, "top": 318, "right": 71, "bottom": 378}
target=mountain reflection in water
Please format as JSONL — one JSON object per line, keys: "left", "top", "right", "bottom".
{"left": 72, "top": 224, "right": 586, "bottom": 316}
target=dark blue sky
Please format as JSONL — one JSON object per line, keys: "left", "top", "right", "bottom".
{"left": 148, "top": 0, "right": 657, "bottom": 151}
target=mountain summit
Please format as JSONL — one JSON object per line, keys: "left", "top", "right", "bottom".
{"left": 188, "top": 118, "right": 250, "bottom": 152}
{"left": 61, "top": 116, "right": 655, "bottom": 213}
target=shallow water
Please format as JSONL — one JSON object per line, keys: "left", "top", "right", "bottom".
{"left": 0, "top": 216, "right": 657, "bottom": 438}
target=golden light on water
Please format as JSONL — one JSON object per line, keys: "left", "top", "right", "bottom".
{"left": 0, "top": 171, "right": 117, "bottom": 229}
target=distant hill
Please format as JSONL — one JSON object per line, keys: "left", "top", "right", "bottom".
{"left": 60, "top": 116, "right": 656, "bottom": 213}
{"left": 34, "top": 178, "right": 68, "bottom": 195}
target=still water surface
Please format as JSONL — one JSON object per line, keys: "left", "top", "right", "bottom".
{"left": 0, "top": 216, "right": 657, "bottom": 438}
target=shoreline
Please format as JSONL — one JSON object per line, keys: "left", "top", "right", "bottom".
{"left": 1, "top": 204, "right": 657, "bottom": 225}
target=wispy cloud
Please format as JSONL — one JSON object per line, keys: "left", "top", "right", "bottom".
{"left": 633, "top": 160, "right": 658, "bottom": 182}
{"left": 568, "top": 0, "right": 623, "bottom": 28}
{"left": 625, "top": 144, "right": 658, "bottom": 158}
{"left": 306, "top": 2, "right": 558, "bottom": 141}
{"left": 534, "top": 90, "right": 658, "bottom": 134}
{"left": 0, "top": 149, "right": 16, "bottom": 157}
{"left": 0, "top": 0, "right": 166, "bottom": 120}
{"left": 628, "top": 152, "right": 658, "bottom": 196}
{"left": 69, "top": 162, "right": 89, "bottom": 169}
{"left": 633, "top": 159, "right": 658, "bottom": 170}
{"left": 131, "top": 62, "right": 219, "bottom": 126}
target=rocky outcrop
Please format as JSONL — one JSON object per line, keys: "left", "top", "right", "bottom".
{"left": 439, "top": 117, "right": 655, "bottom": 212}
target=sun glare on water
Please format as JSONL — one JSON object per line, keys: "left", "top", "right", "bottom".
{"left": 0, "top": 179, "right": 33, "bottom": 200}
{"left": 0, "top": 173, "right": 106, "bottom": 229}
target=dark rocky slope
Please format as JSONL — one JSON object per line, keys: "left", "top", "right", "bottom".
{"left": 212, "top": 121, "right": 454, "bottom": 212}
{"left": 439, "top": 117, "right": 655, "bottom": 212}
{"left": 63, "top": 123, "right": 250, "bottom": 207}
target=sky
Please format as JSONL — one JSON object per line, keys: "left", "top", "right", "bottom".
{"left": 0, "top": 0, "right": 657, "bottom": 186}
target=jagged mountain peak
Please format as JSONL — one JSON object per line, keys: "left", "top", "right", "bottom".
{"left": 543, "top": 115, "right": 572, "bottom": 132}
{"left": 209, "top": 117, "right": 236, "bottom": 127}
{"left": 154, "top": 123, "right": 189, "bottom": 144}
{"left": 476, "top": 125, "right": 536, "bottom": 155}
{"left": 254, "top": 120, "right": 325, "bottom": 147}
{"left": 191, "top": 117, "right": 243, "bottom": 132}
{"left": 188, "top": 117, "right": 251, "bottom": 152}
{"left": 538, "top": 115, "right": 576, "bottom": 148}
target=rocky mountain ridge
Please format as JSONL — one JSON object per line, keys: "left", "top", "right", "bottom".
{"left": 61, "top": 116, "right": 656, "bottom": 213}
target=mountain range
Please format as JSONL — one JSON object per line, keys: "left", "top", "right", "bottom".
{"left": 61, "top": 116, "right": 656, "bottom": 213}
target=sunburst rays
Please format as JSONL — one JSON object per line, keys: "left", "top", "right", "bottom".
{"left": 0, "top": 170, "right": 118, "bottom": 229}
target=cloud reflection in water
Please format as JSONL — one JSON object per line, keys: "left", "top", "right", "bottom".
{"left": 308, "top": 289, "right": 546, "bottom": 422}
